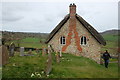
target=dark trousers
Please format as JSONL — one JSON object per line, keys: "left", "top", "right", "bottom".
{"left": 104, "top": 59, "right": 109, "bottom": 68}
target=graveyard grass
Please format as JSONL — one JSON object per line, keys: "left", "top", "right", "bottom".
{"left": 2, "top": 34, "right": 119, "bottom": 78}
{"left": 2, "top": 52, "right": 118, "bottom": 78}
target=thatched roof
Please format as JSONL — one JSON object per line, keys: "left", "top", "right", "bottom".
{"left": 46, "top": 14, "right": 106, "bottom": 46}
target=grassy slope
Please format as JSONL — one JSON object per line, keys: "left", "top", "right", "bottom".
{"left": 102, "top": 35, "right": 118, "bottom": 41}
{"left": 2, "top": 53, "right": 118, "bottom": 78}
{"left": 101, "top": 34, "right": 119, "bottom": 54}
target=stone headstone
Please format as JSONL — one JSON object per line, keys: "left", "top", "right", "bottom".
{"left": 0, "top": 45, "right": 9, "bottom": 66}
{"left": 56, "top": 52, "right": 60, "bottom": 63}
{"left": 44, "top": 52, "right": 52, "bottom": 75}
{"left": 20, "top": 47, "right": 24, "bottom": 56}
{"left": 28, "top": 49, "right": 32, "bottom": 54}
{"left": 59, "top": 50, "right": 62, "bottom": 57}
{"left": 9, "top": 43, "right": 15, "bottom": 57}
{"left": 35, "top": 48, "right": 39, "bottom": 54}
{"left": 42, "top": 48, "right": 46, "bottom": 56}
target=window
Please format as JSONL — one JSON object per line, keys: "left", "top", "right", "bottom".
{"left": 81, "top": 36, "right": 87, "bottom": 45}
{"left": 60, "top": 36, "right": 66, "bottom": 44}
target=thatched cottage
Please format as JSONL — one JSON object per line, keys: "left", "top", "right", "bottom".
{"left": 46, "top": 3, "right": 106, "bottom": 63}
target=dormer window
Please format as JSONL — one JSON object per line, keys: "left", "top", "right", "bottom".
{"left": 60, "top": 36, "right": 66, "bottom": 45}
{"left": 81, "top": 36, "right": 87, "bottom": 45}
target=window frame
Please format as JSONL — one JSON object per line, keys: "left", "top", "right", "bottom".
{"left": 60, "top": 36, "right": 66, "bottom": 45}
{"left": 80, "top": 36, "right": 87, "bottom": 45}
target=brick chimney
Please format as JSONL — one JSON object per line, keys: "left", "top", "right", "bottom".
{"left": 69, "top": 3, "right": 76, "bottom": 17}
{"left": 62, "top": 3, "right": 82, "bottom": 52}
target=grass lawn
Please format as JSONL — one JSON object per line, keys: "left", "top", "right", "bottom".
{"left": 2, "top": 52, "right": 118, "bottom": 78}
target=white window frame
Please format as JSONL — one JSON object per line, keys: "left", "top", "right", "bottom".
{"left": 80, "top": 36, "right": 87, "bottom": 45}
{"left": 60, "top": 36, "right": 66, "bottom": 45}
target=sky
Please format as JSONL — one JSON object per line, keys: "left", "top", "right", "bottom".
{"left": 0, "top": 0, "right": 119, "bottom": 33}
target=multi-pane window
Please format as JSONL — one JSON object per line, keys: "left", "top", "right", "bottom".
{"left": 81, "top": 36, "right": 87, "bottom": 45}
{"left": 60, "top": 36, "right": 66, "bottom": 44}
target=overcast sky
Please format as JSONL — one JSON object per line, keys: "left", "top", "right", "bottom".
{"left": 1, "top": 0, "right": 119, "bottom": 33}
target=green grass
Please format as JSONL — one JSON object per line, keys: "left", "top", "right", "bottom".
{"left": 2, "top": 52, "right": 47, "bottom": 78}
{"left": 2, "top": 52, "right": 118, "bottom": 78}
{"left": 21, "top": 37, "right": 41, "bottom": 42}
{"left": 101, "top": 35, "right": 118, "bottom": 54}
{"left": 102, "top": 34, "right": 119, "bottom": 41}
{"left": 19, "top": 42, "right": 47, "bottom": 48}
{"left": 5, "top": 37, "right": 47, "bottom": 48}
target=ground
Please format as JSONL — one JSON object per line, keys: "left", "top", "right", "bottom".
{"left": 2, "top": 34, "right": 119, "bottom": 78}
{"left": 2, "top": 52, "right": 118, "bottom": 78}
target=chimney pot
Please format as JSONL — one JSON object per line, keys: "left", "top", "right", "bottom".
{"left": 69, "top": 3, "right": 76, "bottom": 17}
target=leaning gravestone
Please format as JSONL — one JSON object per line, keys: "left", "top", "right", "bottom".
{"left": 55, "top": 52, "right": 60, "bottom": 63}
{"left": 20, "top": 47, "right": 24, "bottom": 56}
{"left": 35, "top": 48, "right": 39, "bottom": 54}
{"left": 0, "top": 45, "right": 9, "bottom": 66}
{"left": 42, "top": 48, "right": 46, "bottom": 56}
{"left": 59, "top": 50, "right": 62, "bottom": 57}
{"left": 44, "top": 52, "right": 52, "bottom": 75}
{"left": 9, "top": 42, "right": 15, "bottom": 57}
{"left": 48, "top": 45, "right": 53, "bottom": 54}
{"left": 28, "top": 49, "right": 32, "bottom": 54}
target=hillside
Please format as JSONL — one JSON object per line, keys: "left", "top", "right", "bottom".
{"left": 1, "top": 29, "right": 119, "bottom": 47}
{"left": 100, "top": 29, "right": 120, "bottom": 35}
{"left": 2, "top": 29, "right": 120, "bottom": 40}
{"left": 2, "top": 31, "right": 49, "bottom": 43}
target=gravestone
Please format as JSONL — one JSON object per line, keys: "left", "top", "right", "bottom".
{"left": 42, "top": 48, "right": 46, "bottom": 56}
{"left": 0, "top": 45, "right": 9, "bottom": 66}
{"left": 20, "top": 47, "right": 24, "bottom": 56}
{"left": 28, "top": 49, "right": 32, "bottom": 54}
{"left": 55, "top": 52, "right": 60, "bottom": 63}
{"left": 59, "top": 50, "right": 62, "bottom": 57}
{"left": 48, "top": 45, "right": 51, "bottom": 54}
{"left": 35, "top": 48, "right": 39, "bottom": 54}
{"left": 9, "top": 42, "right": 15, "bottom": 57}
{"left": 44, "top": 52, "right": 52, "bottom": 75}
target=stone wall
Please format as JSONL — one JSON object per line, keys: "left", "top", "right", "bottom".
{"left": 48, "top": 18, "right": 102, "bottom": 64}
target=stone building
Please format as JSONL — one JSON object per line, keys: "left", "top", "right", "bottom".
{"left": 46, "top": 3, "right": 106, "bottom": 63}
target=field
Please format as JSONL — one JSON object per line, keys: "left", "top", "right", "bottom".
{"left": 5, "top": 37, "right": 47, "bottom": 48}
{"left": 2, "top": 34, "right": 119, "bottom": 78}
{"left": 101, "top": 34, "right": 119, "bottom": 54}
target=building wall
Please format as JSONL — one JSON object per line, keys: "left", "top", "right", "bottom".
{"left": 48, "top": 18, "right": 102, "bottom": 63}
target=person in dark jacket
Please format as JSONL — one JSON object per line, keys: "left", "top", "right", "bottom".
{"left": 103, "top": 50, "right": 111, "bottom": 68}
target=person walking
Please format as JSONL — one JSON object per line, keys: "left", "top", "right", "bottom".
{"left": 103, "top": 50, "right": 111, "bottom": 68}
